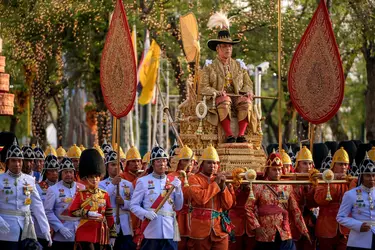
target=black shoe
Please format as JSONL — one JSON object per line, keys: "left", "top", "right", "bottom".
{"left": 225, "top": 136, "right": 236, "bottom": 143}
{"left": 236, "top": 136, "right": 247, "bottom": 143}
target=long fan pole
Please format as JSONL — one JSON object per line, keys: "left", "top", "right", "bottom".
{"left": 116, "top": 118, "right": 121, "bottom": 224}
{"left": 277, "top": 0, "right": 283, "bottom": 151}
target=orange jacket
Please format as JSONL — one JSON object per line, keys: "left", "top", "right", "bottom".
{"left": 188, "top": 173, "right": 234, "bottom": 239}
{"left": 120, "top": 171, "right": 138, "bottom": 187}
{"left": 314, "top": 183, "right": 350, "bottom": 238}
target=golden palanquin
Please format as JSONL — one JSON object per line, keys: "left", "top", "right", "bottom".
{"left": 175, "top": 71, "right": 266, "bottom": 172}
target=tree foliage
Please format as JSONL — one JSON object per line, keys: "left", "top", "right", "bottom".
{"left": 0, "top": 0, "right": 372, "bottom": 146}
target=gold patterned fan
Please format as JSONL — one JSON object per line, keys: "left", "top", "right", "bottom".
{"left": 180, "top": 13, "right": 200, "bottom": 63}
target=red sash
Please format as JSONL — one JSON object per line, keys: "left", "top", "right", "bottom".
{"left": 133, "top": 175, "right": 175, "bottom": 248}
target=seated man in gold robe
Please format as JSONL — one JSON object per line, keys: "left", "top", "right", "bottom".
{"left": 200, "top": 13, "right": 257, "bottom": 143}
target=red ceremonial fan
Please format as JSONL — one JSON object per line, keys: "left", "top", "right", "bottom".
{"left": 100, "top": 0, "right": 137, "bottom": 229}
{"left": 100, "top": 0, "right": 137, "bottom": 119}
{"left": 288, "top": 0, "right": 344, "bottom": 124}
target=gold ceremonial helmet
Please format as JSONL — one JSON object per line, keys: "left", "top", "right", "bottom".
{"left": 201, "top": 144, "right": 220, "bottom": 162}
{"left": 368, "top": 147, "right": 375, "bottom": 162}
{"left": 119, "top": 146, "right": 126, "bottom": 160}
{"left": 142, "top": 151, "right": 151, "bottom": 164}
{"left": 45, "top": 145, "right": 57, "bottom": 157}
{"left": 178, "top": 145, "right": 194, "bottom": 160}
{"left": 113, "top": 143, "right": 126, "bottom": 159}
{"left": 330, "top": 147, "right": 350, "bottom": 169}
{"left": 67, "top": 144, "right": 82, "bottom": 159}
{"left": 126, "top": 146, "right": 142, "bottom": 161}
{"left": 280, "top": 149, "right": 292, "bottom": 165}
{"left": 93, "top": 144, "right": 105, "bottom": 158}
{"left": 79, "top": 144, "right": 86, "bottom": 152}
{"left": 56, "top": 146, "right": 67, "bottom": 158}
{"left": 295, "top": 146, "right": 313, "bottom": 166}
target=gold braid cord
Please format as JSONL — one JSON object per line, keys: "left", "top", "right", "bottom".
{"left": 308, "top": 168, "right": 320, "bottom": 186}
{"left": 232, "top": 168, "right": 246, "bottom": 189}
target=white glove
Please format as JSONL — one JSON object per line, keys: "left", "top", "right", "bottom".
{"left": 0, "top": 217, "right": 10, "bottom": 234}
{"left": 59, "top": 227, "right": 73, "bottom": 239}
{"left": 88, "top": 211, "right": 102, "bottom": 218}
{"left": 171, "top": 178, "right": 181, "bottom": 191}
{"left": 144, "top": 211, "right": 157, "bottom": 221}
{"left": 44, "top": 232, "right": 53, "bottom": 247}
{"left": 110, "top": 238, "right": 116, "bottom": 246}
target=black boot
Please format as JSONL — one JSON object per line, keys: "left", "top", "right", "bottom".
{"left": 225, "top": 136, "right": 236, "bottom": 143}
{"left": 236, "top": 136, "right": 247, "bottom": 143}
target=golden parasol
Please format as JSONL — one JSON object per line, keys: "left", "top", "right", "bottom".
{"left": 180, "top": 13, "right": 200, "bottom": 63}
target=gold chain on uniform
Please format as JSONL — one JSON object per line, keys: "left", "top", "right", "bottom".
{"left": 223, "top": 62, "right": 233, "bottom": 88}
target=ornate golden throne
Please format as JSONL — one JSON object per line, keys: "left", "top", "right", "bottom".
{"left": 176, "top": 72, "right": 266, "bottom": 172}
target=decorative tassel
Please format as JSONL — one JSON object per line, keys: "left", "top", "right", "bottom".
{"left": 195, "top": 119, "right": 203, "bottom": 135}
{"left": 249, "top": 184, "right": 255, "bottom": 200}
{"left": 326, "top": 183, "right": 333, "bottom": 201}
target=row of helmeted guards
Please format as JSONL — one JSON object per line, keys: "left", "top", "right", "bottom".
{"left": 0, "top": 134, "right": 151, "bottom": 250}
{"left": 0, "top": 133, "right": 371, "bottom": 249}
{"left": 3, "top": 134, "right": 375, "bottom": 250}
{"left": 271, "top": 141, "right": 375, "bottom": 175}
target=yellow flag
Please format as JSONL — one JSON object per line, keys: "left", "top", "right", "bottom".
{"left": 138, "top": 40, "right": 161, "bottom": 105}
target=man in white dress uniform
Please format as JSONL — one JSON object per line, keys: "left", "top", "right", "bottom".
{"left": 0, "top": 139, "right": 52, "bottom": 249}
{"left": 337, "top": 153, "right": 375, "bottom": 250}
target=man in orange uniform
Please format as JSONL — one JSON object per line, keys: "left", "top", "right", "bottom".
{"left": 229, "top": 184, "right": 256, "bottom": 250}
{"left": 245, "top": 152, "right": 310, "bottom": 250}
{"left": 187, "top": 145, "right": 234, "bottom": 250}
{"left": 121, "top": 146, "right": 142, "bottom": 186}
{"left": 168, "top": 145, "right": 194, "bottom": 250}
{"left": 292, "top": 146, "right": 317, "bottom": 250}
{"left": 314, "top": 147, "right": 350, "bottom": 250}
{"left": 69, "top": 148, "right": 117, "bottom": 250}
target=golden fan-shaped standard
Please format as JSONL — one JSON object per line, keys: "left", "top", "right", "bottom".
{"left": 288, "top": 0, "right": 344, "bottom": 124}
{"left": 180, "top": 13, "right": 199, "bottom": 63}
{"left": 100, "top": 0, "right": 137, "bottom": 119}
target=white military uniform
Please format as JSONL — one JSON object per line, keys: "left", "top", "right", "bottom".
{"left": 337, "top": 185, "right": 375, "bottom": 249}
{"left": 0, "top": 170, "right": 50, "bottom": 242}
{"left": 99, "top": 177, "right": 134, "bottom": 235}
{"left": 130, "top": 172, "right": 183, "bottom": 240}
{"left": 44, "top": 180, "right": 84, "bottom": 242}
{"left": 34, "top": 180, "right": 57, "bottom": 240}
{"left": 36, "top": 179, "right": 57, "bottom": 201}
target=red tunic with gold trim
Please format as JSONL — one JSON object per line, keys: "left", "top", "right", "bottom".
{"left": 245, "top": 183, "right": 309, "bottom": 242}
{"left": 69, "top": 188, "right": 116, "bottom": 244}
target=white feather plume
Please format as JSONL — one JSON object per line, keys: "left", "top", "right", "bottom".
{"left": 207, "top": 12, "right": 230, "bottom": 30}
